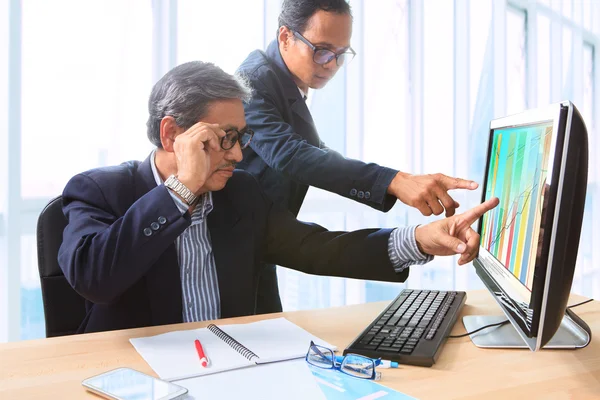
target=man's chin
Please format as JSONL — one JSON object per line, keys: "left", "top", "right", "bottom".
{"left": 204, "top": 177, "right": 230, "bottom": 192}
{"left": 310, "top": 75, "right": 333, "bottom": 89}
{"left": 309, "top": 80, "right": 328, "bottom": 89}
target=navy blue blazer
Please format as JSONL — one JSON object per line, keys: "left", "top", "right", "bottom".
{"left": 237, "top": 40, "right": 399, "bottom": 217}
{"left": 58, "top": 156, "right": 408, "bottom": 333}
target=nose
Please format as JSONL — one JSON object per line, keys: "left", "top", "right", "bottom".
{"left": 226, "top": 142, "right": 243, "bottom": 163}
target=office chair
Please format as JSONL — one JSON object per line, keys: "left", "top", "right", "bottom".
{"left": 36, "top": 196, "right": 86, "bottom": 337}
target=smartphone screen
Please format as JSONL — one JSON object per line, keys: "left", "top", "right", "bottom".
{"left": 82, "top": 368, "right": 187, "bottom": 400}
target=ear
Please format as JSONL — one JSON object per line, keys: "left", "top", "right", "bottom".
{"left": 278, "top": 25, "right": 293, "bottom": 52}
{"left": 159, "top": 116, "right": 181, "bottom": 152}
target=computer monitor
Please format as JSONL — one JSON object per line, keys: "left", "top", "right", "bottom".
{"left": 466, "top": 101, "right": 592, "bottom": 350}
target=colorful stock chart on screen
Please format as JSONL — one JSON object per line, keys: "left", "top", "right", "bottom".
{"left": 480, "top": 122, "right": 554, "bottom": 291}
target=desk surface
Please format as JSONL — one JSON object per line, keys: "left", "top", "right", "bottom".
{"left": 1, "top": 290, "right": 598, "bottom": 399}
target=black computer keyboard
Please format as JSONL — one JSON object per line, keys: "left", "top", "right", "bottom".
{"left": 343, "top": 289, "right": 466, "bottom": 367}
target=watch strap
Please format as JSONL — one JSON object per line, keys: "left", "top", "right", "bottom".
{"left": 164, "top": 175, "right": 197, "bottom": 206}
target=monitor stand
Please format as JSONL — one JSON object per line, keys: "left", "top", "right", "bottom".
{"left": 462, "top": 309, "right": 591, "bottom": 349}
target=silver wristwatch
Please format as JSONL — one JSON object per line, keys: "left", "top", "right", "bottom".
{"left": 164, "top": 175, "right": 197, "bottom": 206}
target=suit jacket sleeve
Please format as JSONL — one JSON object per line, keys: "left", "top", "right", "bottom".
{"left": 244, "top": 72, "right": 398, "bottom": 212}
{"left": 260, "top": 191, "right": 409, "bottom": 283}
{"left": 58, "top": 173, "right": 190, "bottom": 305}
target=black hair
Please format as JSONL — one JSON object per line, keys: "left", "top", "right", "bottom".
{"left": 278, "top": 0, "right": 352, "bottom": 34}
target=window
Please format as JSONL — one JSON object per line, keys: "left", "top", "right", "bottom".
{"left": 562, "top": 0, "right": 573, "bottom": 20}
{"left": 421, "top": 0, "right": 455, "bottom": 289}
{"left": 21, "top": 0, "right": 153, "bottom": 198}
{"left": 423, "top": 0, "right": 454, "bottom": 177}
{"left": 468, "top": 0, "right": 493, "bottom": 184}
{"left": 562, "top": 27, "right": 573, "bottom": 98}
{"left": 177, "top": 0, "right": 265, "bottom": 74}
{"left": 506, "top": 7, "right": 527, "bottom": 115}
{"left": 16, "top": 0, "right": 153, "bottom": 340}
{"left": 584, "top": 0, "right": 593, "bottom": 31}
{"left": 582, "top": 43, "right": 595, "bottom": 129}
{"left": 469, "top": 0, "right": 493, "bottom": 125}
{"left": 362, "top": 0, "right": 410, "bottom": 172}
{"left": 575, "top": 42, "right": 598, "bottom": 296}
{"left": 537, "top": 15, "right": 551, "bottom": 107}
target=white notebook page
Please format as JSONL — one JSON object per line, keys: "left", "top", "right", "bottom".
{"left": 129, "top": 317, "right": 336, "bottom": 381}
{"left": 130, "top": 325, "right": 252, "bottom": 381}
{"left": 217, "top": 317, "right": 337, "bottom": 363}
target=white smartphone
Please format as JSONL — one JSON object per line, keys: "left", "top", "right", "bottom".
{"left": 82, "top": 367, "right": 188, "bottom": 400}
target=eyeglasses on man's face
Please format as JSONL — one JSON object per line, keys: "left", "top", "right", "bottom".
{"left": 292, "top": 30, "right": 356, "bottom": 67}
{"left": 220, "top": 128, "right": 254, "bottom": 151}
{"left": 168, "top": 116, "right": 254, "bottom": 151}
{"left": 305, "top": 341, "right": 381, "bottom": 380}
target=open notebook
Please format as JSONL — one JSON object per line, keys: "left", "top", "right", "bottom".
{"left": 129, "top": 317, "right": 336, "bottom": 381}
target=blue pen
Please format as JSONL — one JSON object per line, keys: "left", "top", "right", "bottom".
{"left": 335, "top": 355, "right": 399, "bottom": 368}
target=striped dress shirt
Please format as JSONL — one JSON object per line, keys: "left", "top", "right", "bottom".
{"left": 150, "top": 152, "right": 220, "bottom": 323}
{"left": 149, "top": 151, "right": 431, "bottom": 322}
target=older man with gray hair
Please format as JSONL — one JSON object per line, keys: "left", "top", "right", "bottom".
{"left": 58, "top": 61, "right": 498, "bottom": 334}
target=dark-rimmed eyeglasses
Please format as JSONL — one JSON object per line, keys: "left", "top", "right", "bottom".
{"left": 292, "top": 30, "right": 356, "bottom": 67}
{"left": 165, "top": 115, "right": 254, "bottom": 151}
{"left": 221, "top": 128, "right": 254, "bottom": 151}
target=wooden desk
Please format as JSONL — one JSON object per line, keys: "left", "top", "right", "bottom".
{"left": 0, "top": 290, "right": 598, "bottom": 399}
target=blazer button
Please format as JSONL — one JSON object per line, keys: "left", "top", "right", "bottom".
{"left": 358, "top": 191, "right": 365, "bottom": 199}
{"left": 151, "top": 222, "right": 160, "bottom": 231}
{"left": 365, "top": 191, "right": 371, "bottom": 199}
{"left": 143, "top": 228, "right": 153, "bottom": 237}
{"left": 350, "top": 188, "right": 358, "bottom": 196}
{"left": 158, "top": 216, "right": 167, "bottom": 225}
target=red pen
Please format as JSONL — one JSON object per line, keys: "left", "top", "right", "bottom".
{"left": 194, "top": 339, "right": 209, "bottom": 368}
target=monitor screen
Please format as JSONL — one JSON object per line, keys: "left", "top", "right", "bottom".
{"left": 477, "top": 115, "right": 562, "bottom": 334}
{"left": 480, "top": 121, "right": 554, "bottom": 292}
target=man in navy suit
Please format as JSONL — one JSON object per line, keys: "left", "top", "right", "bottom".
{"left": 237, "top": 0, "right": 480, "bottom": 312}
{"left": 58, "top": 61, "right": 498, "bottom": 333}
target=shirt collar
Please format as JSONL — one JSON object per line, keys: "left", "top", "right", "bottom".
{"left": 298, "top": 86, "right": 307, "bottom": 101}
{"left": 149, "top": 149, "right": 214, "bottom": 221}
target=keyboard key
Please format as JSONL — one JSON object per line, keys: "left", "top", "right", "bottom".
{"left": 359, "top": 334, "right": 375, "bottom": 344}
{"left": 412, "top": 328, "right": 425, "bottom": 339}
{"left": 418, "top": 320, "right": 430, "bottom": 328}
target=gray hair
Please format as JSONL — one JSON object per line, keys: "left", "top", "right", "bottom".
{"left": 146, "top": 61, "right": 252, "bottom": 147}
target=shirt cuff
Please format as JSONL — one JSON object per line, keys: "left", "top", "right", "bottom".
{"left": 165, "top": 186, "right": 189, "bottom": 215}
{"left": 388, "top": 226, "right": 434, "bottom": 273}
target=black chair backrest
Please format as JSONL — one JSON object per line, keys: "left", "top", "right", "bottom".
{"left": 36, "top": 196, "right": 86, "bottom": 337}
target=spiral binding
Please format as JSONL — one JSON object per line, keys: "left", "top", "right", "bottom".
{"left": 207, "top": 324, "right": 259, "bottom": 362}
